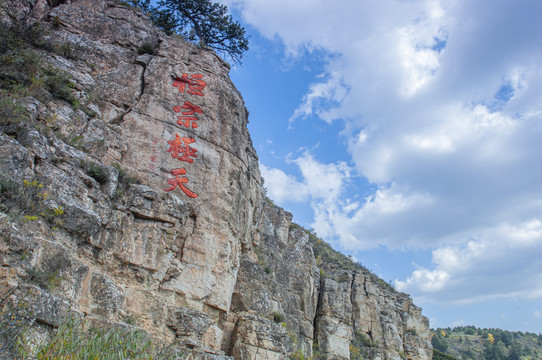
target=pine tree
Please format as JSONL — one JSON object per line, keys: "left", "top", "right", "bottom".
{"left": 131, "top": 0, "right": 249, "bottom": 63}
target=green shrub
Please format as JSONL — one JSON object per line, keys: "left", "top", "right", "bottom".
{"left": 22, "top": 179, "right": 46, "bottom": 211}
{"left": 85, "top": 162, "right": 109, "bottom": 184}
{"left": 0, "top": 96, "right": 28, "bottom": 138}
{"left": 42, "top": 66, "right": 78, "bottom": 106}
{"left": 294, "top": 222, "right": 397, "bottom": 293}
{"left": 54, "top": 42, "right": 78, "bottom": 60}
{"left": 0, "top": 173, "right": 17, "bottom": 202}
{"left": 290, "top": 350, "right": 309, "bottom": 360}
{"left": 0, "top": 21, "right": 51, "bottom": 94}
{"left": 0, "top": 21, "right": 81, "bottom": 110}
{"left": 0, "top": 176, "right": 65, "bottom": 230}
{"left": 0, "top": 299, "right": 35, "bottom": 357}
{"left": 111, "top": 163, "right": 140, "bottom": 200}
{"left": 51, "top": 16, "right": 62, "bottom": 28}
{"left": 113, "top": 163, "right": 138, "bottom": 187}
{"left": 16, "top": 315, "right": 178, "bottom": 359}
{"left": 137, "top": 41, "right": 157, "bottom": 55}
{"left": 319, "top": 267, "right": 327, "bottom": 279}
{"left": 271, "top": 311, "right": 284, "bottom": 323}
{"left": 69, "top": 134, "right": 83, "bottom": 147}
{"left": 0, "top": 49, "right": 42, "bottom": 92}
{"left": 352, "top": 329, "right": 376, "bottom": 349}
{"left": 264, "top": 195, "right": 275, "bottom": 206}
{"left": 432, "top": 349, "right": 456, "bottom": 360}
{"left": 84, "top": 87, "right": 101, "bottom": 103}
{"left": 349, "top": 344, "right": 363, "bottom": 360}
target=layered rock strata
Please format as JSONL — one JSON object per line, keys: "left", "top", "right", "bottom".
{"left": 0, "top": 1, "right": 432, "bottom": 359}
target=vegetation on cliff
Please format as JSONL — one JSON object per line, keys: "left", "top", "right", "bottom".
{"left": 1, "top": 1, "right": 432, "bottom": 359}
{"left": 289, "top": 222, "right": 397, "bottom": 294}
{"left": 0, "top": 12, "right": 153, "bottom": 360}
{"left": 0, "top": 15, "right": 96, "bottom": 142}
{"left": 1, "top": 305, "right": 179, "bottom": 359}
{"left": 431, "top": 326, "right": 542, "bottom": 360}
{"left": 130, "top": 0, "right": 249, "bottom": 63}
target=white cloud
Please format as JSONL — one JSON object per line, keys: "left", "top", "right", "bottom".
{"left": 396, "top": 220, "right": 542, "bottom": 304}
{"left": 260, "top": 151, "right": 351, "bottom": 206}
{"left": 534, "top": 311, "right": 542, "bottom": 319}
{"left": 290, "top": 152, "right": 351, "bottom": 203}
{"left": 289, "top": 70, "right": 349, "bottom": 125}
{"left": 260, "top": 164, "right": 308, "bottom": 203}
{"left": 230, "top": 0, "right": 542, "bottom": 305}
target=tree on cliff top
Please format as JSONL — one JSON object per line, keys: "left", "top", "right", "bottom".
{"left": 132, "top": 0, "right": 249, "bottom": 64}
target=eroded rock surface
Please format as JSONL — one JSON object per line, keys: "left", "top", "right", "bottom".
{"left": 230, "top": 205, "right": 432, "bottom": 360}
{"left": 0, "top": 1, "right": 431, "bottom": 359}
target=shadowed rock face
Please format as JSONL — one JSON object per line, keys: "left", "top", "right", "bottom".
{"left": 0, "top": 1, "right": 431, "bottom": 359}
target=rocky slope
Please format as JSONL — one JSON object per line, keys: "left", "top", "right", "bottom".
{"left": 0, "top": 1, "right": 432, "bottom": 359}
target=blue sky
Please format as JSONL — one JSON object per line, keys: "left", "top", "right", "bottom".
{"left": 218, "top": 0, "right": 542, "bottom": 333}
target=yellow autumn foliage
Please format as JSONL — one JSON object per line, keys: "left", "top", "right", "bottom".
{"left": 488, "top": 333, "right": 495, "bottom": 344}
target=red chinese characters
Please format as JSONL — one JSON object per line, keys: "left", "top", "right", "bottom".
{"left": 166, "top": 134, "right": 198, "bottom": 163}
{"left": 164, "top": 73, "right": 207, "bottom": 198}
{"left": 173, "top": 101, "right": 203, "bottom": 115}
{"left": 172, "top": 74, "right": 206, "bottom": 96}
{"left": 163, "top": 168, "right": 198, "bottom": 198}
{"left": 174, "top": 101, "right": 203, "bottom": 129}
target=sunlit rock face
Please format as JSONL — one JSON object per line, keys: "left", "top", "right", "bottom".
{"left": 231, "top": 204, "right": 432, "bottom": 360}
{"left": 0, "top": 1, "right": 431, "bottom": 359}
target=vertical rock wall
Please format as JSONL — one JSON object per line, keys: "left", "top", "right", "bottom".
{"left": 0, "top": 1, "right": 431, "bottom": 359}
{"left": 231, "top": 204, "right": 432, "bottom": 360}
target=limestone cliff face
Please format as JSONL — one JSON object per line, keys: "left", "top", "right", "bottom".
{"left": 231, "top": 205, "right": 432, "bottom": 360}
{"left": 0, "top": 1, "right": 431, "bottom": 359}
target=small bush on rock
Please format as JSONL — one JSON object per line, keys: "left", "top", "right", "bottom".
{"left": 137, "top": 41, "right": 157, "bottom": 55}
{"left": 15, "top": 314, "right": 179, "bottom": 359}
{"left": 271, "top": 311, "right": 284, "bottom": 323}
{"left": 85, "top": 162, "right": 109, "bottom": 185}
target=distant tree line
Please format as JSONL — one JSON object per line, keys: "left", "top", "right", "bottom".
{"left": 432, "top": 326, "right": 542, "bottom": 360}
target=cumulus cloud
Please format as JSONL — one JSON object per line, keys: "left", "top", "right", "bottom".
{"left": 260, "top": 151, "right": 352, "bottom": 207}
{"left": 260, "top": 164, "right": 308, "bottom": 203}
{"left": 396, "top": 220, "right": 542, "bottom": 304}
{"left": 228, "top": 0, "right": 542, "bottom": 304}
{"left": 289, "top": 70, "right": 349, "bottom": 125}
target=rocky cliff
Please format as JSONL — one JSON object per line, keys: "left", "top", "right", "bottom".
{"left": 0, "top": 1, "right": 432, "bottom": 359}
